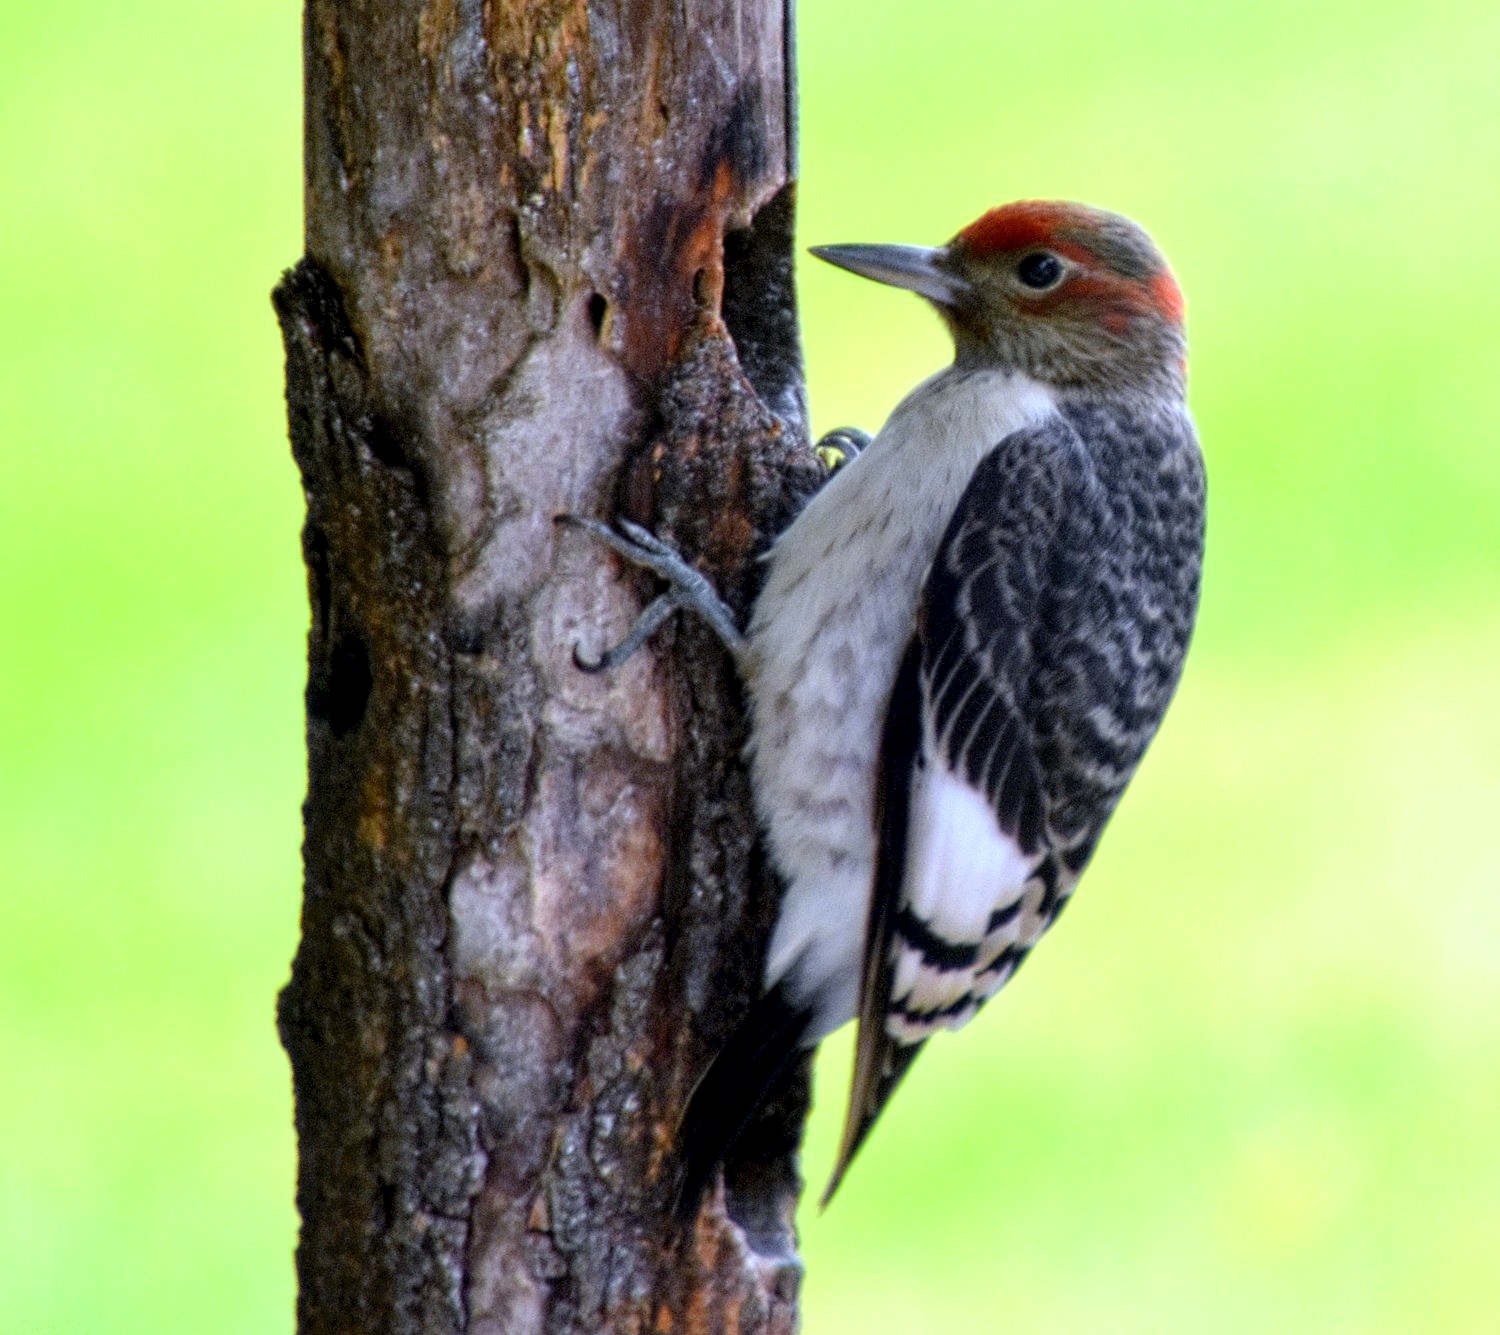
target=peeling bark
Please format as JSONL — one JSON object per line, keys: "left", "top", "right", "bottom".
{"left": 275, "top": 0, "right": 820, "bottom": 1331}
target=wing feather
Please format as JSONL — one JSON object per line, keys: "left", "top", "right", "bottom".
{"left": 825, "top": 419, "right": 1077, "bottom": 1201}
{"left": 828, "top": 420, "right": 1074, "bottom": 1194}
{"left": 825, "top": 400, "right": 1203, "bottom": 1201}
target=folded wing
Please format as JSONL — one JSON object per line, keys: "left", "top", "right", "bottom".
{"left": 825, "top": 418, "right": 1084, "bottom": 1202}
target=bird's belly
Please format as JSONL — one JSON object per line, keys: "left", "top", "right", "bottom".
{"left": 746, "top": 518, "right": 926, "bottom": 1028}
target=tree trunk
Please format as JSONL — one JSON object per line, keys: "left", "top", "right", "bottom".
{"left": 273, "top": 0, "right": 821, "bottom": 1331}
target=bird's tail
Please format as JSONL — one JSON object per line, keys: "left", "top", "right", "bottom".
{"left": 674, "top": 982, "right": 815, "bottom": 1225}
{"left": 821, "top": 1026, "right": 925, "bottom": 1207}
{"left": 820, "top": 636, "right": 927, "bottom": 1207}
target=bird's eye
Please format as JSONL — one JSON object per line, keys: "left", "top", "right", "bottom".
{"left": 1016, "top": 252, "right": 1064, "bottom": 290}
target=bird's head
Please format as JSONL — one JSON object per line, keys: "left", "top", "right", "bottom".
{"left": 811, "top": 201, "right": 1186, "bottom": 396}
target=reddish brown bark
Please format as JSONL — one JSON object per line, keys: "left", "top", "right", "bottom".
{"left": 274, "top": 0, "right": 819, "bottom": 1331}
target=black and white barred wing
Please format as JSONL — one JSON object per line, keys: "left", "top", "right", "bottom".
{"left": 889, "top": 427, "right": 1076, "bottom": 1037}
{"left": 828, "top": 421, "right": 1077, "bottom": 1200}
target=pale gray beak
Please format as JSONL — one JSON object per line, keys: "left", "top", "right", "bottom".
{"left": 808, "top": 243, "right": 968, "bottom": 308}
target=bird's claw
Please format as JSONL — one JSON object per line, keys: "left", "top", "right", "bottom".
{"left": 556, "top": 514, "right": 745, "bottom": 669}
{"left": 570, "top": 593, "right": 679, "bottom": 673}
{"left": 814, "top": 426, "right": 871, "bottom": 473}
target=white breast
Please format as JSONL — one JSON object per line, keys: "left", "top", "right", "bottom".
{"left": 746, "top": 366, "right": 1056, "bottom": 1037}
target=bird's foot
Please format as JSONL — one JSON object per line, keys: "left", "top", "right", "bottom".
{"left": 814, "top": 426, "right": 871, "bottom": 473}
{"left": 555, "top": 515, "right": 745, "bottom": 672}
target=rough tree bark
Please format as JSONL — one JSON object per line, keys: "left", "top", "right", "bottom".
{"left": 273, "top": 0, "right": 824, "bottom": 1332}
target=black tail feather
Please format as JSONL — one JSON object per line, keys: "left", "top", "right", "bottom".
{"left": 820, "top": 1036, "right": 924, "bottom": 1207}
{"left": 674, "top": 983, "right": 815, "bottom": 1225}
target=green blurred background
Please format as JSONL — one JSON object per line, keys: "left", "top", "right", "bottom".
{"left": 3, "top": 0, "right": 1497, "bottom": 1329}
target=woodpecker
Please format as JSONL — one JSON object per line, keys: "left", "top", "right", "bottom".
{"left": 565, "top": 200, "right": 1205, "bottom": 1215}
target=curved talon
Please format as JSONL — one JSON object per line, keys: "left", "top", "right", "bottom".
{"left": 815, "top": 426, "right": 872, "bottom": 473}
{"left": 572, "top": 594, "right": 678, "bottom": 673}
{"left": 573, "top": 644, "right": 605, "bottom": 673}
